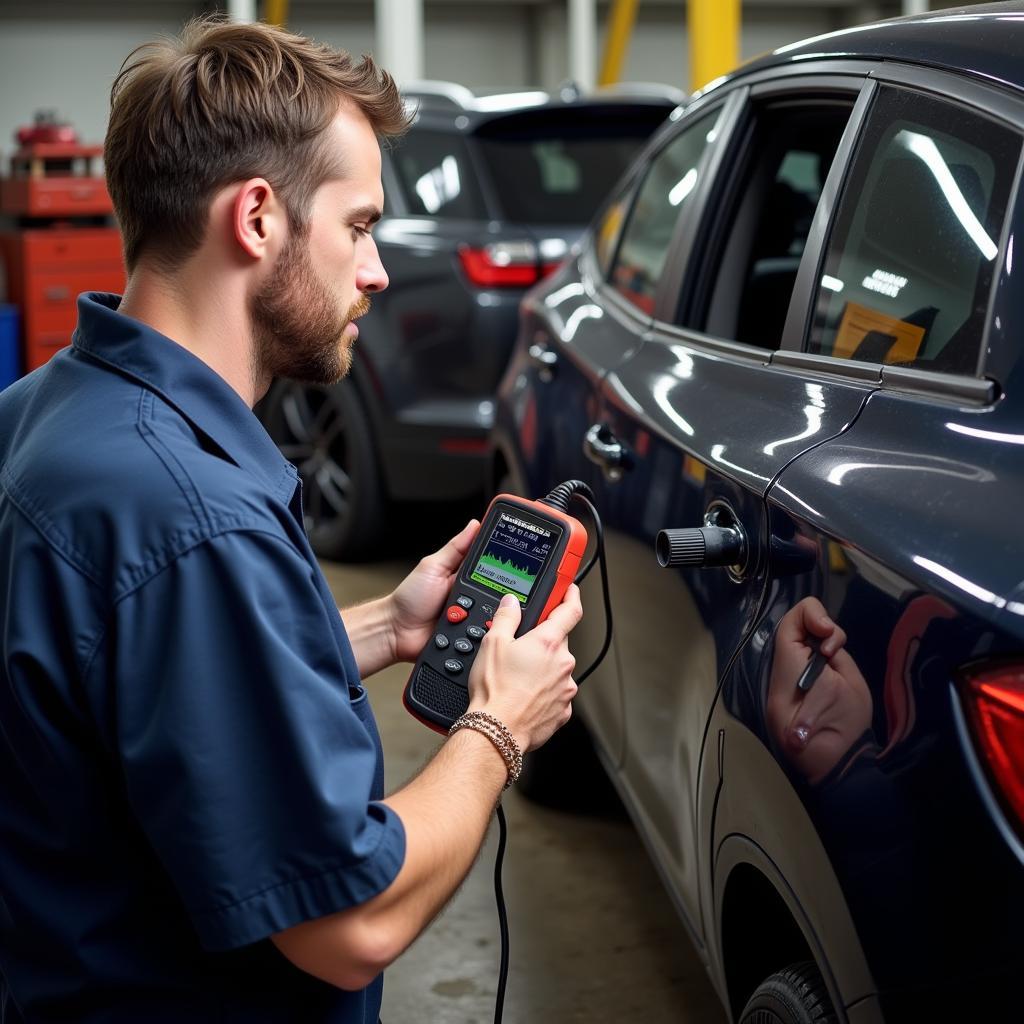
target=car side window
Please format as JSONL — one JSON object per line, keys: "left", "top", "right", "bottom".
{"left": 390, "top": 130, "right": 488, "bottom": 219}
{"left": 607, "top": 109, "right": 721, "bottom": 315}
{"left": 695, "top": 95, "right": 856, "bottom": 348}
{"left": 808, "top": 87, "right": 1021, "bottom": 375}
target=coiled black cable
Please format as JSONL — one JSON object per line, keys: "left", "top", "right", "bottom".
{"left": 492, "top": 480, "right": 612, "bottom": 1024}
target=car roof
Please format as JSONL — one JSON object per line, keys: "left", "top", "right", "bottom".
{"left": 730, "top": 3, "right": 1024, "bottom": 96}
{"left": 402, "top": 80, "right": 683, "bottom": 132}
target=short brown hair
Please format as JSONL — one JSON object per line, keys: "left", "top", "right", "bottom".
{"left": 105, "top": 17, "right": 409, "bottom": 272}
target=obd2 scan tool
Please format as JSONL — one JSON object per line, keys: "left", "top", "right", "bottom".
{"left": 403, "top": 488, "right": 588, "bottom": 732}
{"left": 402, "top": 480, "right": 613, "bottom": 1024}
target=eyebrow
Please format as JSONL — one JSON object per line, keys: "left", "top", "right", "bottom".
{"left": 347, "top": 204, "right": 382, "bottom": 225}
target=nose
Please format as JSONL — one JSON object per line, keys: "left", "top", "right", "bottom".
{"left": 356, "top": 235, "right": 389, "bottom": 294}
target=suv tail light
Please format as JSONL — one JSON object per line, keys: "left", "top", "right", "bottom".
{"left": 962, "top": 663, "right": 1024, "bottom": 829}
{"left": 458, "top": 241, "right": 561, "bottom": 288}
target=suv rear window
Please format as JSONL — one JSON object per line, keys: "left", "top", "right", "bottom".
{"left": 391, "top": 130, "right": 488, "bottom": 219}
{"left": 473, "top": 106, "right": 670, "bottom": 225}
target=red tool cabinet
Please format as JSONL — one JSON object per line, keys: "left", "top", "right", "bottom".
{"left": 0, "top": 140, "right": 125, "bottom": 373}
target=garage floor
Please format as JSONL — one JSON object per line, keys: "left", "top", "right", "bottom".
{"left": 321, "top": 555, "right": 726, "bottom": 1024}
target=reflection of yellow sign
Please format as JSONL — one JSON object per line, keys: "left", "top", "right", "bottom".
{"left": 683, "top": 454, "right": 706, "bottom": 485}
{"left": 834, "top": 301, "right": 925, "bottom": 363}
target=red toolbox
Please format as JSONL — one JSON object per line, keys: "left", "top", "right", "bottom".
{"left": 0, "top": 116, "right": 125, "bottom": 373}
{"left": 0, "top": 229, "right": 125, "bottom": 372}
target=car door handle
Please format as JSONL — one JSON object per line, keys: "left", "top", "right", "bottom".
{"left": 584, "top": 423, "right": 629, "bottom": 482}
{"left": 528, "top": 342, "right": 558, "bottom": 381}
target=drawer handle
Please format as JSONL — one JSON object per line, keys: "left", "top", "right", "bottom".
{"left": 44, "top": 286, "right": 70, "bottom": 302}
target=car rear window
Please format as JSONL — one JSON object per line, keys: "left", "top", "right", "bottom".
{"left": 472, "top": 106, "right": 670, "bottom": 225}
{"left": 808, "top": 87, "right": 1021, "bottom": 376}
{"left": 391, "top": 129, "right": 489, "bottom": 219}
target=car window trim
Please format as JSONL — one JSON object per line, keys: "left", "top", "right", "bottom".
{"left": 774, "top": 77, "right": 878, "bottom": 354}
{"left": 643, "top": 321, "right": 771, "bottom": 369}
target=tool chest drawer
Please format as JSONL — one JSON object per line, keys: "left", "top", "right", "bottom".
{"left": 21, "top": 229, "right": 123, "bottom": 268}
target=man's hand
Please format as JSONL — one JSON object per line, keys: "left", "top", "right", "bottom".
{"left": 766, "top": 597, "right": 872, "bottom": 785}
{"left": 467, "top": 585, "right": 582, "bottom": 751}
{"left": 387, "top": 519, "right": 479, "bottom": 664}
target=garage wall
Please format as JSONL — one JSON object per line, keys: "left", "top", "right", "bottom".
{"left": 0, "top": 1, "right": 943, "bottom": 158}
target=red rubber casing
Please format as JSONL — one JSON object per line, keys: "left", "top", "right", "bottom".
{"left": 403, "top": 493, "right": 588, "bottom": 734}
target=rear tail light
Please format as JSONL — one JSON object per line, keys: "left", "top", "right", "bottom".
{"left": 962, "top": 663, "right": 1024, "bottom": 830}
{"left": 457, "top": 241, "right": 562, "bottom": 289}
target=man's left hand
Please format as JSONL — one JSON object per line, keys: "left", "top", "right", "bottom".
{"left": 388, "top": 519, "right": 479, "bottom": 664}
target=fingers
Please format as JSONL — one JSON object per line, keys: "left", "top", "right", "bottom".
{"left": 487, "top": 593, "right": 523, "bottom": 641}
{"left": 426, "top": 519, "right": 480, "bottom": 576}
{"left": 788, "top": 671, "right": 838, "bottom": 747}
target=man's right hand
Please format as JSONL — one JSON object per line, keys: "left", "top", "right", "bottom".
{"left": 467, "top": 586, "right": 582, "bottom": 752}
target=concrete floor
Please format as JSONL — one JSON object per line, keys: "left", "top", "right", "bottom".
{"left": 321, "top": 554, "right": 727, "bottom": 1024}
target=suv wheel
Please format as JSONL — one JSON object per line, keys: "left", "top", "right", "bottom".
{"left": 261, "top": 378, "right": 384, "bottom": 560}
{"left": 739, "top": 961, "right": 837, "bottom": 1024}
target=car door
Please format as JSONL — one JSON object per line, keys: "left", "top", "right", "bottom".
{"left": 717, "top": 71, "right": 1024, "bottom": 1017}
{"left": 498, "top": 95, "right": 742, "bottom": 766}
{"left": 583, "top": 71, "right": 879, "bottom": 940}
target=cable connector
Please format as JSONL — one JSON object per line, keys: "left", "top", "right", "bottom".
{"left": 538, "top": 479, "right": 594, "bottom": 513}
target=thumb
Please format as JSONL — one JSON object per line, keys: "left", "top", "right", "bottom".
{"left": 488, "top": 593, "right": 522, "bottom": 639}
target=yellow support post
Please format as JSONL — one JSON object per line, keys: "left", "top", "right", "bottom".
{"left": 264, "top": 0, "right": 288, "bottom": 26}
{"left": 688, "top": 0, "right": 739, "bottom": 94}
{"left": 599, "top": 0, "right": 640, "bottom": 87}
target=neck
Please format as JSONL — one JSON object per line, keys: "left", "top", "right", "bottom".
{"left": 118, "top": 258, "right": 261, "bottom": 407}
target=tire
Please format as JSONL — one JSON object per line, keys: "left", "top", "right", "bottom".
{"left": 739, "top": 961, "right": 838, "bottom": 1024}
{"left": 259, "top": 378, "right": 384, "bottom": 561}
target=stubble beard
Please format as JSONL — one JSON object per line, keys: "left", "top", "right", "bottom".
{"left": 250, "top": 233, "right": 371, "bottom": 388}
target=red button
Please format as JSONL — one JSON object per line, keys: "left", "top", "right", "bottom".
{"left": 484, "top": 619, "right": 493, "bottom": 630}
{"left": 446, "top": 606, "right": 469, "bottom": 624}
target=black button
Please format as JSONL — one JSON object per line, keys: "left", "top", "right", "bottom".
{"left": 443, "top": 658, "right": 464, "bottom": 674}
{"left": 434, "top": 634, "right": 450, "bottom": 650}
{"left": 480, "top": 603, "right": 495, "bottom": 617}
{"left": 466, "top": 625, "right": 485, "bottom": 641}
{"left": 453, "top": 638, "right": 473, "bottom": 654}
{"left": 456, "top": 595, "right": 474, "bottom": 609}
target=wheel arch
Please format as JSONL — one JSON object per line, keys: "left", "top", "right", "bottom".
{"left": 717, "top": 853, "right": 823, "bottom": 1021}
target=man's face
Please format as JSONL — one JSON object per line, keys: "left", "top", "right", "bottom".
{"left": 251, "top": 103, "right": 388, "bottom": 386}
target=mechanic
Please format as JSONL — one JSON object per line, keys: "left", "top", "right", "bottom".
{"left": 0, "top": 18, "right": 580, "bottom": 1023}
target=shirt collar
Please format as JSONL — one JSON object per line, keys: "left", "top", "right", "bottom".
{"left": 72, "top": 292, "right": 298, "bottom": 503}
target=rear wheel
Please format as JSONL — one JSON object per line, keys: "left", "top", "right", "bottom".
{"left": 739, "top": 961, "right": 838, "bottom": 1024}
{"left": 260, "top": 378, "right": 384, "bottom": 561}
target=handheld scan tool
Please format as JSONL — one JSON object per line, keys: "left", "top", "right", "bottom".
{"left": 404, "top": 493, "right": 588, "bottom": 733}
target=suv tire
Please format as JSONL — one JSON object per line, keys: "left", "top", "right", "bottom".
{"left": 260, "top": 378, "right": 384, "bottom": 561}
{"left": 739, "top": 961, "right": 838, "bottom": 1024}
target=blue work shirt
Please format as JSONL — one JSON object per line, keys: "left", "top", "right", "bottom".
{"left": 0, "top": 294, "right": 406, "bottom": 1022}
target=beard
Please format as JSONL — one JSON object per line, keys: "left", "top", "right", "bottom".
{"left": 250, "top": 232, "right": 370, "bottom": 387}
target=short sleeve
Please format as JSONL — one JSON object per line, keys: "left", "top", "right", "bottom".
{"left": 108, "top": 528, "right": 406, "bottom": 951}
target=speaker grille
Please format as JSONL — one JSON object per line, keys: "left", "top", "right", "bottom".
{"left": 411, "top": 663, "right": 469, "bottom": 725}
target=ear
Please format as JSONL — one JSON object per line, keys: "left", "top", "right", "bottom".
{"left": 231, "top": 178, "right": 283, "bottom": 261}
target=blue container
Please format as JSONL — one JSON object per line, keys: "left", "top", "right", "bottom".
{"left": 0, "top": 305, "right": 21, "bottom": 391}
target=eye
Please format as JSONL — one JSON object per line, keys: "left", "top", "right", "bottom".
{"left": 351, "top": 224, "right": 370, "bottom": 241}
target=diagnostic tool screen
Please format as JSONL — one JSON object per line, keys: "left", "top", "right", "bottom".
{"left": 468, "top": 509, "right": 560, "bottom": 604}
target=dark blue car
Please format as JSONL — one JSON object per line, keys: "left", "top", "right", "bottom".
{"left": 492, "top": 5, "right": 1024, "bottom": 1021}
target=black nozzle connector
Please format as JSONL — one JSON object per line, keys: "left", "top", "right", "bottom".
{"left": 656, "top": 526, "right": 745, "bottom": 569}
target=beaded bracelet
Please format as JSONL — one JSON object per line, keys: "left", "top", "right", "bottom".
{"left": 448, "top": 710, "right": 524, "bottom": 790}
